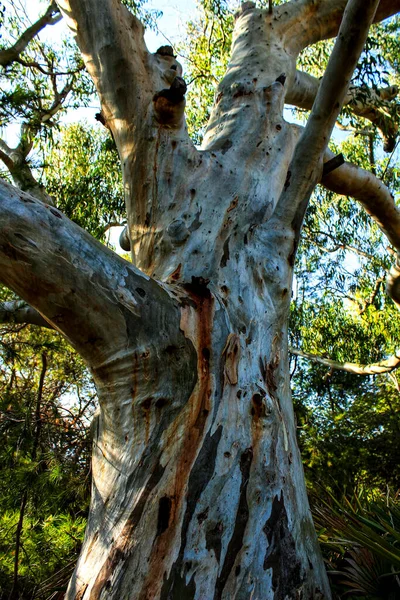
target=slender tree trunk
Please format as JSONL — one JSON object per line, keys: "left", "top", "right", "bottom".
{"left": 9, "top": 491, "right": 28, "bottom": 600}
{"left": 8, "top": 354, "right": 47, "bottom": 600}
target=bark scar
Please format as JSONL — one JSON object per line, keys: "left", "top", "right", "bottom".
{"left": 222, "top": 333, "right": 241, "bottom": 385}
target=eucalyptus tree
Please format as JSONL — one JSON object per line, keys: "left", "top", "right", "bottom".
{"left": 0, "top": 0, "right": 400, "bottom": 599}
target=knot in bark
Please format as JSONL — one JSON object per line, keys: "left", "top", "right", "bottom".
{"left": 153, "top": 77, "right": 187, "bottom": 127}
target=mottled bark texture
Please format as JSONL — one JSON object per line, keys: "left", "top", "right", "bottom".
{"left": 1, "top": 0, "right": 399, "bottom": 598}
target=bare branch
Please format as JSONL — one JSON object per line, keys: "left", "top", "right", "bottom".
{"left": 286, "top": 71, "right": 398, "bottom": 152}
{"left": 304, "top": 230, "right": 377, "bottom": 260}
{"left": 321, "top": 150, "right": 400, "bottom": 308}
{"left": 55, "top": 0, "right": 150, "bottom": 143}
{"left": 322, "top": 150, "right": 400, "bottom": 251}
{"left": 0, "top": 300, "right": 53, "bottom": 328}
{"left": 278, "top": 0, "right": 400, "bottom": 53}
{"left": 290, "top": 346, "right": 400, "bottom": 375}
{"left": 0, "top": 135, "right": 55, "bottom": 205}
{"left": 15, "top": 56, "right": 85, "bottom": 78}
{"left": 275, "top": 0, "right": 380, "bottom": 237}
{"left": 0, "top": 2, "right": 62, "bottom": 68}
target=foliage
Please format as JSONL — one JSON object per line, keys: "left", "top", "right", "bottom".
{"left": 290, "top": 127, "right": 400, "bottom": 493}
{"left": 43, "top": 122, "right": 124, "bottom": 240}
{"left": 0, "top": 286, "right": 96, "bottom": 598}
{"left": 313, "top": 490, "right": 400, "bottom": 598}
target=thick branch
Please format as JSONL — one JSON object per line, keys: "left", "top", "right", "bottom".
{"left": 321, "top": 151, "right": 400, "bottom": 308}
{"left": 0, "top": 300, "right": 53, "bottom": 328}
{"left": 0, "top": 2, "right": 62, "bottom": 68}
{"left": 322, "top": 150, "right": 400, "bottom": 251}
{"left": 0, "top": 180, "right": 189, "bottom": 369}
{"left": 55, "top": 0, "right": 149, "bottom": 139}
{"left": 278, "top": 0, "right": 400, "bottom": 53}
{"left": 290, "top": 346, "right": 400, "bottom": 375}
{"left": 286, "top": 71, "right": 398, "bottom": 152}
{"left": 321, "top": 148, "right": 400, "bottom": 306}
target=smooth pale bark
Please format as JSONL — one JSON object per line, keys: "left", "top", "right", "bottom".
{"left": 320, "top": 150, "right": 400, "bottom": 308}
{"left": 290, "top": 347, "right": 400, "bottom": 375}
{"left": 0, "top": 0, "right": 398, "bottom": 598}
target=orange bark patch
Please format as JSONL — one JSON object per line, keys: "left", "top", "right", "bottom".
{"left": 139, "top": 288, "right": 215, "bottom": 598}
{"left": 222, "top": 333, "right": 241, "bottom": 385}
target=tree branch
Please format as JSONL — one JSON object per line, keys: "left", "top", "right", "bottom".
{"left": 0, "top": 180, "right": 195, "bottom": 375}
{"left": 56, "top": 0, "right": 191, "bottom": 161}
{"left": 321, "top": 150, "right": 400, "bottom": 251}
{"left": 0, "top": 2, "right": 62, "bottom": 68}
{"left": 275, "top": 0, "right": 380, "bottom": 237}
{"left": 0, "top": 300, "right": 53, "bottom": 329}
{"left": 0, "top": 135, "right": 55, "bottom": 205}
{"left": 321, "top": 150, "right": 400, "bottom": 308}
{"left": 55, "top": 0, "right": 150, "bottom": 144}
{"left": 286, "top": 70, "right": 398, "bottom": 152}
{"left": 278, "top": 0, "right": 400, "bottom": 53}
{"left": 290, "top": 346, "right": 400, "bottom": 375}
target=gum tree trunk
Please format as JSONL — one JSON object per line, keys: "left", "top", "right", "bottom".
{"left": 1, "top": 0, "right": 399, "bottom": 598}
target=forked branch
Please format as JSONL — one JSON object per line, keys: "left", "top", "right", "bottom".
{"left": 0, "top": 2, "right": 61, "bottom": 68}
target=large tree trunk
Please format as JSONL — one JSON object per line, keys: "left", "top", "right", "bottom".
{"left": 1, "top": 0, "right": 399, "bottom": 597}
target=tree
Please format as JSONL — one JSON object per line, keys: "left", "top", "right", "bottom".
{"left": 0, "top": 0, "right": 400, "bottom": 597}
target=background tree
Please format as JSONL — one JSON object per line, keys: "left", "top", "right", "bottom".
{"left": 0, "top": 0, "right": 400, "bottom": 598}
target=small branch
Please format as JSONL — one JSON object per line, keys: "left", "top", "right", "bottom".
{"left": 289, "top": 346, "right": 400, "bottom": 375}
{"left": 15, "top": 57, "right": 84, "bottom": 77}
{"left": 9, "top": 491, "right": 28, "bottom": 600}
{"left": 0, "top": 128, "right": 55, "bottom": 206}
{"left": 359, "top": 276, "right": 384, "bottom": 315}
{"left": 0, "top": 2, "right": 61, "bottom": 68}
{"left": 322, "top": 153, "right": 344, "bottom": 177}
{"left": 32, "top": 353, "right": 47, "bottom": 460}
{"left": 305, "top": 229, "right": 376, "bottom": 260}
{"left": 0, "top": 147, "right": 14, "bottom": 171}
